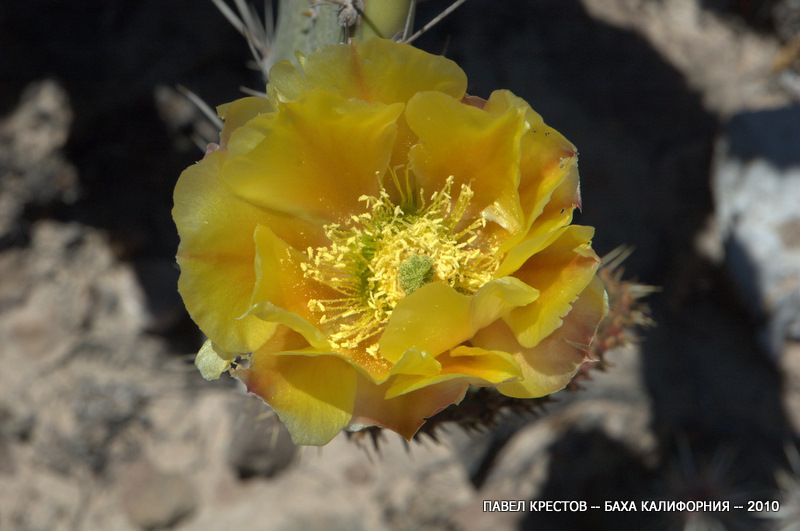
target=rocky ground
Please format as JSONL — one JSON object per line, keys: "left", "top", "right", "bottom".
{"left": 1, "top": 1, "right": 800, "bottom": 530}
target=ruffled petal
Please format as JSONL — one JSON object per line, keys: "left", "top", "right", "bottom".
{"left": 385, "top": 345, "right": 522, "bottom": 398}
{"left": 248, "top": 301, "right": 329, "bottom": 351}
{"left": 268, "top": 39, "right": 465, "bottom": 167}
{"left": 500, "top": 168, "right": 582, "bottom": 263}
{"left": 250, "top": 225, "right": 398, "bottom": 383}
{"left": 483, "top": 90, "right": 580, "bottom": 233}
{"left": 390, "top": 348, "right": 442, "bottom": 377}
{"left": 245, "top": 349, "right": 358, "bottom": 446}
{"left": 406, "top": 91, "right": 526, "bottom": 234}
{"left": 222, "top": 90, "right": 403, "bottom": 223}
{"left": 194, "top": 340, "right": 232, "bottom": 381}
{"left": 505, "top": 225, "right": 600, "bottom": 348}
{"left": 348, "top": 375, "right": 468, "bottom": 439}
{"left": 441, "top": 346, "right": 522, "bottom": 385}
{"left": 474, "top": 276, "right": 607, "bottom": 398}
{"left": 496, "top": 174, "right": 582, "bottom": 275}
{"left": 378, "top": 277, "right": 539, "bottom": 363}
{"left": 217, "top": 96, "right": 273, "bottom": 147}
{"left": 269, "top": 38, "right": 467, "bottom": 105}
{"left": 174, "top": 151, "right": 276, "bottom": 353}
{"left": 250, "top": 224, "right": 333, "bottom": 321}
{"left": 496, "top": 224, "right": 569, "bottom": 277}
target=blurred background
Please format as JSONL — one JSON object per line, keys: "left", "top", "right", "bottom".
{"left": 1, "top": 0, "right": 800, "bottom": 529}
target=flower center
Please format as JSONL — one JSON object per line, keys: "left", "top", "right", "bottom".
{"left": 397, "top": 254, "right": 434, "bottom": 294}
{"left": 301, "top": 173, "right": 500, "bottom": 354}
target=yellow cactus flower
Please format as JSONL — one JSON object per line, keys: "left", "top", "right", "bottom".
{"left": 173, "top": 38, "right": 607, "bottom": 445}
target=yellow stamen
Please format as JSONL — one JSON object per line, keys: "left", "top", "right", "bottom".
{"left": 303, "top": 174, "right": 500, "bottom": 354}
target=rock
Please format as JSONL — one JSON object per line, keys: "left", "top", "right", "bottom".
{"left": 72, "top": 380, "right": 146, "bottom": 472}
{"left": 0, "top": 220, "right": 165, "bottom": 480}
{"left": 0, "top": 80, "right": 78, "bottom": 245}
{"left": 445, "top": 425, "right": 511, "bottom": 487}
{"left": 773, "top": 0, "right": 800, "bottom": 42}
{"left": 226, "top": 395, "right": 297, "bottom": 479}
{"left": 0, "top": 403, "right": 35, "bottom": 476}
{"left": 35, "top": 375, "right": 148, "bottom": 476}
{"left": 0, "top": 221, "right": 150, "bottom": 379}
{"left": 0, "top": 470, "right": 83, "bottom": 531}
{"left": 377, "top": 457, "right": 473, "bottom": 531}
{"left": 773, "top": 444, "right": 800, "bottom": 531}
{"left": 782, "top": 342, "right": 800, "bottom": 432}
{"left": 0, "top": 402, "right": 35, "bottom": 443}
{"left": 273, "top": 514, "right": 367, "bottom": 531}
{"left": 712, "top": 105, "right": 800, "bottom": 356}
{"left": 581, "top": 0, "right": 790, "bottom": 115}
{"left": 447, "top": 344, "right": 655, "bottom": 531}
{"left": 120, "top": 460, "right": 197, "bottom": 530}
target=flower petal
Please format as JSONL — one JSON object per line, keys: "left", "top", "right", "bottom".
{"left": 390, "top": 348, "right": 442, "bottom": 377}
{"left": 378, "top": 277, "right": 539, "bottom": 363}
{"left": 505, "top": 225, "right": 600, "bottom": 348}
{"left": 470, "top": 277, "right": 541, "bottom": 330}
{"left": 496, "top": 171, "right": 583, "bottom": 276}
{"left": 385, "top": 345, "right": 522, "bottom": 398}
{"left": 443, "top": 346, "right": 522, "bottom": 385}
{"left": 217, "top": 96, "right": 273, "bottom": 147}
{"left": 194, "top": 340, "right": 232, "bottom": 381}
{"left": 406, "top": 91, "right": 526, "bottom": 234}
{"left": 348, "top": 375, "right": 468, "bottom": 440}
{"left": 248, "top": 302, "right": 329, "bottom": 351}
{"left": 250, "top": 224, "right": 331, "bottom": 320}
{"left": 483, "top": 90, "right": 580, "bottom": 232}
{"left": 174, "top": 151, "right": 277, "bottom": 353}
{"left": 245, "top": 349, "right": 358, "bottom": 446}
{"left": 259, "top": 32, "right": 466, "bottom": 169}
{"left": 474, "top": 276, "right": 607, "bottom": 398}
{"left": 496, "top": 224, "right": 570, "bottom": 278}
{"left": 269, "top": 39, "right": 467, "bottom": 105}
{"left": 223, "top": 90, "right": 403, "bottom": 223}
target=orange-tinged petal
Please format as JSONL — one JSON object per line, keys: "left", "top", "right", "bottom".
{"left": 250, "top": 226, "right": 397, "bottom": 382}
{"left": 483, "top": 90, "right": 579, "bottom": 232}
{"left": 174, "top": 151, "right": 276, "bottom": 353}
{"left": 253, "top": 324, "right": 311, "bottom": 353}
{"left": 505, "top": 225, "right": 600, "bottom": 348}
{"left": 378, "top": 277, "right": 539, "bottom": 363}
{"left": 248, "top": 224, "right": 343, "bottom": 350}
{"left": 390, "top": 348, "right": 442, "bottom": 377}
{"left": 250, "top": 224, "right": 332, "bottom": 319}
{"left": 385, "top": 345, "right": 521, "bottom": 399}
{"left": 470, "top": 277, "right": 540, "bottom": 329}
{"left": 474, "top": 276, "right": 607, "bottom": 398}
{"left": 497, "top": 224, "right": 570, "bottom": 278}
{"left": 443, "top": 346, "right": 522, "bottom": 385}
{"left": 248, "top": 302, "right": 329, "bottom": 351}
{"left": 406, "top": 91, "right": 525, "bottom": 234}
{"left": 245, "top": 349, "right": 357, "bottom": 446}
{"left": 503, "top": 165, "right": 582, "bottom": 257}
{"left": 223, "top": 90, "right": 403, "bottom": 223}
{"left": 269, "top": 38, "right": 467, "bottom": 105}
{"left": 262, "top": 36, "right": 467, "bottom": 167}
{"left": 348, "top": 375, "right": 468, "bottom": 439}
{"left": 217, "top": 96, "right": 273, "bottom": 147}
{"left": 497, "top": 174, "right": 582, "bottom": 274}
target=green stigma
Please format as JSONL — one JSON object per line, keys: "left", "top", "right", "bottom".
{"left": 398, "top": 254, "right": 434, "bottom": 294}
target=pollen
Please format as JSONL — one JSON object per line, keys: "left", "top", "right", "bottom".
{"left": 301, "top": 173, "right": 500, "bottom": 354}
